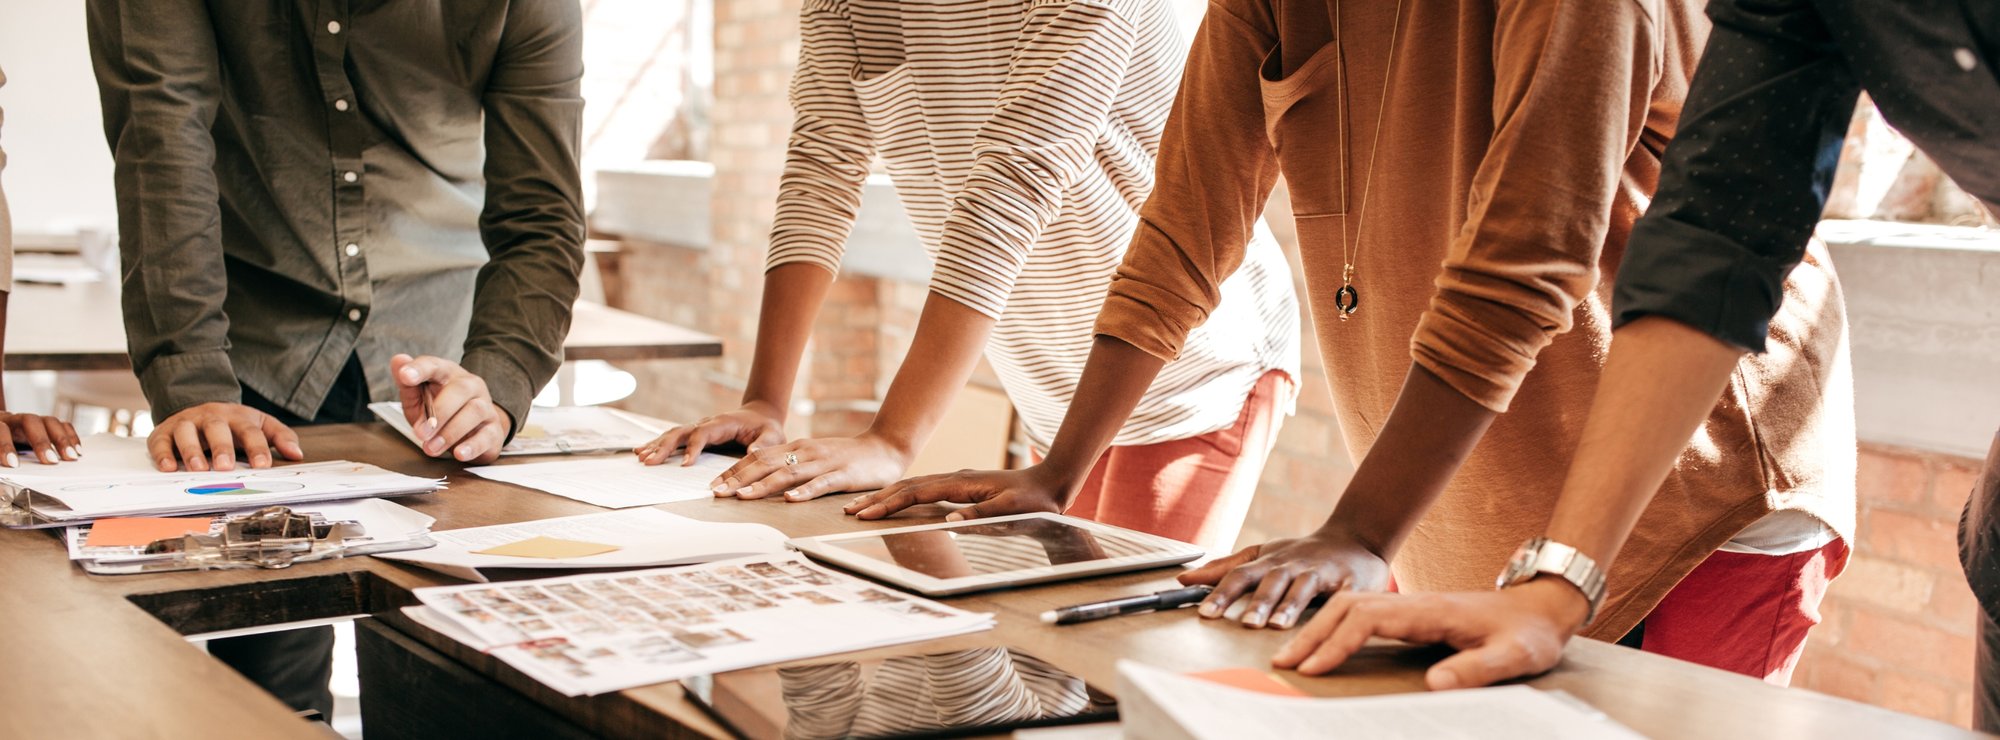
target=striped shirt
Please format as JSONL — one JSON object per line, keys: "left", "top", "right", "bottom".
{"left": 769, "top": 0, "right": 1300, "bottom": 450}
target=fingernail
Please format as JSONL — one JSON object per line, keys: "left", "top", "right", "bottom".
{"left": 40, "top": 449, "right": 56, "bottom": 464}
{"left": 65, "top": 446, "right": 79, "bottom": 458}
{"left": 4, "top": 452, "right": 15, "bottom": 467}
{"left": 734, "top": 486, "right": 752, "bottom": 497}
{"left": 254, "top": 455, "right": 269, "bottom": 467}
{"left": 1430, "top": 670, "right": 1460, "bottom": 690}
{"left": 1198, "top": 602, "right": 1220, "bottom": 618}
{"left": 456, "top": 445, "right": 473, "bottom": 460}
{"left": 785, "top": 490, "right": 802, "bottom": 501}
{"left": 710, "top": 483, "right": 729, "bottom": 494}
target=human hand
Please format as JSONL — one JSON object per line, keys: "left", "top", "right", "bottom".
{"left": 845, "top": 465, "right": 1071, "bottom": 521}
{"left": 392, "top": 353, "right": 513, "bottom": 463}
{"left": 0, "top": 412, "right": 82, "bottom": 467}
{"left": 711, "top": 432, "right": 910, "bottom": 502}
{"left": 635, "top": 402, "right": 785, "bottom": 466}
{"left": 147, "top": 403, "right": 304, "bottom": 472}
{"left": 1176, "top": 528, "right": 1393, "bottom": 629}
{"left": 1271, "top": 578, "right": 1589, "bottom": 689}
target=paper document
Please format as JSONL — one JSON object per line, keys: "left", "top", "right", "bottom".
{"left": 3, "top": 454, "right": 444, "bottom": 528}
{"left": 371, "top": 402, "right": 665, "bottom": 456}
{"left": 408, "top": 553, "right": 995, "bottom": 696}
{"left": 1114, "top": 661, "right": 1642, "bottom": 740}
{"left": 64, "top": 498, "right": 436, "bottom": 572}
{"left": 376, "top": 508, "right": 788, "bottom": 582}
{"left": 467, "top": 454, "right": 737, "bottom": 509}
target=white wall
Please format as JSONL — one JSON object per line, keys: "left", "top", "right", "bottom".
{"left": 0, "top": 3, "right": 118, "bottom": 238}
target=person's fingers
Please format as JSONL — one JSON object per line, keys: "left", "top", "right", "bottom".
{"left": 433, "top": 397, "right": 496, "bottom": 455}
{"left": 173, "top": 422, "right": 209, "bottom": 472}
{"left": 421, "top": 379, "right": 483, "bottom": 454}
{"left": 1295, "top": 596, "right": 1437, "bottom": 676}
{"left": 263, "top": 415, "right": 305, "bottom": 460}
{"left": 1268, "top": 571, "right": 1327, "bottom": 630}
{"left": 1197, "top": 556, "right": 1272, "bottom": 619}
{"left": 1237, "top": 567, "right": 1299, "bottom": 628}
{"left": 57, "top": 420, "right": 82, "bottom": 459}
{"left": 844, "top": 487, "right": 890, "bottom": 515}
{"left": 638, "top": 427, "right": 689, "bottom": 466}
{"left": 942, "top": 501, "right": 994, "bottom": 522}
{"left": 393, "top": 354, "right": 452, "bottom": 387}
{"left": 0, "top": 424, "right": 18, "bottom": 467}
{"left": 147, "top": 427, "right": 179, "bottom": 472}
{"left": 454, "top": 420, "right": 506, "bottom": 463}
{"left": 783, "top": 470, "right": 849, "bottom": 502}
{"left": 202, "top": 420, "right": 237, "bottom": 471}
{"left": 685, "top": 425, "right": 721, "bottom": 469}
{"left": 1272, "top": 594, "right": 1353, "bottom": 669}
{"left": 235, "top": 419, "right": 273, "bottom": 469}
{"left": 851, "top": 477, "right": 969, "bottom": 518}
{"left": 1178, "top": 545, "right": 1263, "bottom": 587}
{"left": 391, "top": 354, "right": 429, "bottom": 425}
{"left": 735, "top": 454, "right": 822, "bottom": 500}
{"left": 18, "top": 416, "right": 57, "bottom": 465}
{"left": 714, "top": 445, "right": 787, "bottom": 496}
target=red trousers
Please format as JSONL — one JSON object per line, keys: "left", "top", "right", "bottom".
{"left": 1637, "top": 538, "right": 1850, "bottom": 685}
{"left": 1060, "top": 371, "right": 1289, "bottom": 552}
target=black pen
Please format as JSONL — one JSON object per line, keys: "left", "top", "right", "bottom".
{"left": 1040, "top": 585, "right": 1213, "bottom": 626}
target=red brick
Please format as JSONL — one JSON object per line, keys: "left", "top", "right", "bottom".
{"left": 1934, "top": 462, "right": 1982, "bottom": 515}
{"left": 1829, "top": 555, "right": 1935, "bottom": 613}
{"left": 1928, "top": 571, "right": 1980, "bottom": 630}
{"left": 1795, "top": 648, "right": 1876, "bottom": 703}
{"left": 1862, "top": 508, "right": 1967, "bottom": 571}
{"left": 1846, "top": 609, "right": 1965, "bottom": 681}
{"left": 1856, "top": 449, "right": 1931, "bottom": 510}
{"left": 1881, "top": 672, "right": 1956, "bottom": 722}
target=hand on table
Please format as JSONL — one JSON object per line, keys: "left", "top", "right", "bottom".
{"left": 710, "top": 432, "right": 910, "bottom": 503}
{"left": 147, "top": 403, "right": 303, "bottom": 472}
{"left": 393, "top": 354, "right": 513, "bottom": 463}
{"left": 1270, "top": 577, "right": 1588, "bottom": 690}
{"left": 1176, "top": 529, "right": 1393, "bottom": 629}
{"left": 846, "top": 465, "right": 1070, "bottom": 521}
{"left": 636, "top": 403, "right": 785, "bottom": 466}
{"left": 0, "top": 411, "right": 82, "bottom": 467}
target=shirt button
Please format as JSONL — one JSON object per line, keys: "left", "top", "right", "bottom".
{"left": 343, "top": 171, "right": 358, "bottom": 183}
{"left": 1956, "top": 48, "right": 1978, "bottom": 72}
{"left": 345, "top": 243, "right": 360, "bottom": 257}
{"left": 347, "top": 308, "right": 363, "bottom": 322}
{"left": 327, "top": 20, "right": 342, "bottom": 34}
{"left": 334, "top": 98, "right": 350, "bottom": 112}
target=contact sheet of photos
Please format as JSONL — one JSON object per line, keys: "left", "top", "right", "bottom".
{"left": 410, "top": 554, "right": 995, "bottom": 696}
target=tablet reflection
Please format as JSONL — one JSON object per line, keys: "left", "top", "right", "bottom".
{"left": 776, "top": 647, "right": 1101, "bottom": 739}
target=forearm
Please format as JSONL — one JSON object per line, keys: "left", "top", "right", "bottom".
{"left": 1035, "top": 336, "right": 1165, "bottom": 497}
{"left": 1322, "top": 365, "right": 1497, "bottom": 556}
{"left": 741, "top": 263, "right": 838, "bottom": 418}
{"left": 1544, "top": 317, "right": 1743, "bottom": 565}
{"left": 864, "top": 293, "right": 996, "bottom": 456}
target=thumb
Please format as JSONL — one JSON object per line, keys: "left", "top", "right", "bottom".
{"left": 1178, "top": 545, "right": 1262, "bottom": 585}
{"left": 1424, "top": 641, "right": 1527, "bottom": 691}
{"left": 944, "top": 503, "right": 987, "bottom": 522}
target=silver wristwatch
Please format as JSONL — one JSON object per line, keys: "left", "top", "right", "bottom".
{"left": 1497, "top": 537, "right": 1608, "bottom": 627}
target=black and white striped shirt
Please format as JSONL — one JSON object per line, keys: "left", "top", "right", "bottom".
{"left": 769, "top": 0, "right": 1300, "bottom": 449}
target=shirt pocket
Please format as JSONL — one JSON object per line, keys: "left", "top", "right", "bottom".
{"left": 1259, "top": 41, "right": 1347, "bottom": 218}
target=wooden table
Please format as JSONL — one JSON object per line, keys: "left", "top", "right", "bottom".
{"left": 1, "top": 279, "right": 720, "bottom": 371}
{"left": 0, "top": 425, "right": 1982, "bottom": 739}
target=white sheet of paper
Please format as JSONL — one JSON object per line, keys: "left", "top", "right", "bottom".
{"left": 4, "top": 459, "right": 442, "bottom": 523}
{"left": 370, "top": 402, "right": 665, "bottom": 456}
{"left": 65, "top": 498, "right": 436, "bottom": 563}
{"left": 6, "top": 434, "right": 165, "bottom": 478}
{"left": 373, "top": 508, "right": 787, "bottom": 582}
{"left": 467, "top": 454, "right": 736, "bottom": 509}
{"left": 1114, "top": 661, "right": 1643, "bottom": 740}
{"left": 411, "top": 553, "right": 995, "bottom": 696}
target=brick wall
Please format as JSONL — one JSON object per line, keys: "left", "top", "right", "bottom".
{"left": 1792, "top": 443, "right": 1983, "bottom": 726}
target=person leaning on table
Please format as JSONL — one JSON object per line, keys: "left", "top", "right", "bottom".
{"left": 87, "top": 0, "right": 586, "bottom": 719}
{"left": 852, "top": 0, "right": 1858, "bottom": 686}
{"left": 0, "top": 64, "right": 85, "bottom": 467}
{"left": 1266, "top": 0, "right": 2000, "bottom": 714}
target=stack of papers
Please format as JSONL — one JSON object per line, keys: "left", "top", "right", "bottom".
{"left": 372, "top": 403, "right": 665, "bottom": 456}
{"left": 468, "top": 454, "right": 737, "bottom": 509}
{"left": 1114, "top": 661, "right": 1643, "bottom": 740}
{"left": 0, "top": 436, "right": 443, "bottom": 528}
{"left": 405, "top": 553, "right": 995, "bottom": 696}
{"left": 375, "top": 508, "right": 789, "bottom": 582}
{"left": 65, "top": 498, "right": 437, "bottom": 575}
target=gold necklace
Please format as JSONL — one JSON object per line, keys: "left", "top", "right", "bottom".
{"left": 1332, "top": 0, "right": 1405, "bottom": 321}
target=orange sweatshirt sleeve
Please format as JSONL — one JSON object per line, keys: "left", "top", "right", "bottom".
{"left": 1092, "top": 1, "right": 1281, "bottom": 362}
{"left": 1410, "top": 0, "right": 1661, "bottom": 412}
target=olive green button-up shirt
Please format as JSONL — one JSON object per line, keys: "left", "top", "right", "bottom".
{"left": 87, "top": 0, "right": 585, "bottom": 424}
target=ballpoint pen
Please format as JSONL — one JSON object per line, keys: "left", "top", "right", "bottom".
{"left": 1040, "top": 585, "right": 1213, "bottom": 626}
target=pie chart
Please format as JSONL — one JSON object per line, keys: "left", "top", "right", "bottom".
{"left": 185, "top": 482, "right": 304, "bottom": 496}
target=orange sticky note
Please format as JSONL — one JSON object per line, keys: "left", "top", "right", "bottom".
{"left": 1187, "top": 667, "right": 1309, "bottom": 697}
{"left": 87, "top": 517, "right": 210, "bottom": 547}
{"left": 473, "top": 536, "right": 620, "bottom": 559}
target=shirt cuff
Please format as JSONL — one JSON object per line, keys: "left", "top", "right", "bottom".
{"left": 1611, "top": 216, "right": 1788, "bottom": 353}
{"left": 460, "top": 348, "right": 536, "bottom": 443}
{"left": 137, "top": 349, "right": 241, "bottom": 420}
{"left": 1092, "top": 281, "right": 1207, "bottom": 362}
{"left": 1409, "top": 297, "right": 1548, "bottom": 414}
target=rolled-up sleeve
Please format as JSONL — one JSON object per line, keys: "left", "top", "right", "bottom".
{"left": 1611, "top": 0, "right": 1860, "bottom": 352}
{"left": 87, "top": 0, "right": 240, "bottom": 418}
{"left": 1094, "top": 1, "right": 1281, "bottom": 361}
{"left": 765, "top": 0, "right": 877, "bottom": 277}
{"left": 1409, "top": 0, "right": 1658, "bottom": 412}
{"left": 461, "top": 0, "right": 587, "bottom": 428}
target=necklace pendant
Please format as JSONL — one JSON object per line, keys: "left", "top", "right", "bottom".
{"left": 1335, "top": 283, "right": 1360, "bottom": 321}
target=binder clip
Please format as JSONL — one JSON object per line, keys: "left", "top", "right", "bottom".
{"left": 143, "top": 506, "right": 367, "bottom": 570}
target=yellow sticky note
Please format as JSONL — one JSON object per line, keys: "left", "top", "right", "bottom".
{"left": 473, "top": 536, "right": 620, "bottom": 559}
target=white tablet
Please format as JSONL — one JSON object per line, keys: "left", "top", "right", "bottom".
{"left": 785, "top": 512, "right": 1206, "bottom": 596}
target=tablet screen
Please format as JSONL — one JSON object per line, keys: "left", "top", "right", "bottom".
{"left": 690, "top": 646, "right": 1116, "bottom": 739}
{"left": 820, "top": 516, "right": 1165, "bottom": 579}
